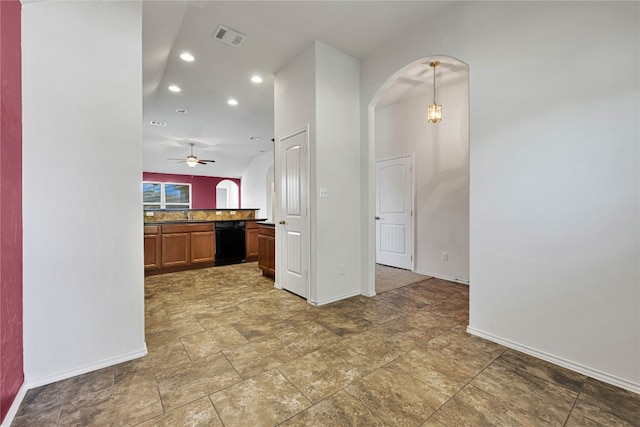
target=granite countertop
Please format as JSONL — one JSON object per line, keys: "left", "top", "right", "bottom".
{"left": 143, "top": 208, "right": 261, "bottom": 212}
{"left": 145, "top": 218, "right": 269, "bottom": 226}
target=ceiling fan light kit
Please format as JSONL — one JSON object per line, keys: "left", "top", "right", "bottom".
{"left": 186, "top": 156, "right": 199, "bottom": 167}
{"left": 168, "top": 142, "right": 216, "bottom": 168}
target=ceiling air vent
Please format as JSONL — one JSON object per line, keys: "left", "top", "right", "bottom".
{"left": 212, "top": 25, "right": 245, "bottom": 48}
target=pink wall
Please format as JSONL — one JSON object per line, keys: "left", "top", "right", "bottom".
{"left": 143, "top": 172, "right": 241, "bottom": 209}
{"left": 0, "top": 0, "right": 24, "bottom": 422}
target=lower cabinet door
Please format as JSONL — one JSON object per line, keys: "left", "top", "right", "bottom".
{"left": 144, "top": 234, "right": 161, "bottom": 269}
{"left": 246, "top": 227, "right": 259, "bottom": 261}
{"left": 191, "top": 231, "right": 215, "bottom": 264}
{"left": 161, "top": 233, "right": 190, "bottom": 267}
{"left": 258, "top": 234, "right": 275, "bottom": 278}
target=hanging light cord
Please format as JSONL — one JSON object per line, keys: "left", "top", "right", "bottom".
{"left": 432, "top": 64, "right": 437, "bottom": 104}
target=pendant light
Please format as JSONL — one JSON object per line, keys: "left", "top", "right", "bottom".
{"left": 428, "top": 61, "right": 442, "bottom": 123}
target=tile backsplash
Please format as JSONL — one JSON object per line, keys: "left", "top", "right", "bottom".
{"left": 144, "top": 209, "right": 257, "bottom": 223}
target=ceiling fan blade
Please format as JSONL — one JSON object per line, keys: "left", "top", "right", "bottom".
{"left": 199, "top": 159, "right": 216, "bottom": 163}
{"left": 197, "top": 161, "right": 208, "bottom": 165}
{"left": 167, "top": 158, "right": 186, "bottom": 161}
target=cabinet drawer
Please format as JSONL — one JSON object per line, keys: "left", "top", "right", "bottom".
{"left": 144, "top": 225, "right": 159, "bottom": 235}
{"left": 162, "top": 223, "right": 214, "bottom": 233}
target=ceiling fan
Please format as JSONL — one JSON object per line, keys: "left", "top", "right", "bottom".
{"left": 168, "top": 142, "right": 216, "bottom": 167}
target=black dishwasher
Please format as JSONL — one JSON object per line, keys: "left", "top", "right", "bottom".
{"left": 215, "top": 221, "right": 246, "bottom": 266}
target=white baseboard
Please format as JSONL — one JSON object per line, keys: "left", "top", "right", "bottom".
{"left": 2, "top": 345, "right": 147, "bottom": 426}
{"left": 309, "top": 290, "right": 361, "bottom": 307}
{"left": 1, "top": 382, "right": 28, "bottom": 427}
{"left": 466, "top": 326, "right": 640, "bottom": 395}
{"left": 360, "top": 290, "right": 376, "bottom": 297}
{"left": 416, "top": 269, "right": 469, "bottom": 285}
{"left": 25, "top": 345, "right": 147, "bottom": 389}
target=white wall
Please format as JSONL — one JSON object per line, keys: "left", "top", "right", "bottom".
{"left": 22, "top": 1, "right": 145, "bottom": 385}
{"left": 275, "top": 41, "right": 361, "bottom": 304}
{"left": 274, "top": 42, "right": 315, "bottom": 294}
{"left": 361, "top": 2, "right": 639, "bottom": 391}
{"left": 313, "top": 42, "right": 361, "bottom": 303}
{"left": 216, "top": 179, "right": 239, "bottom": 209}
{"left": 375, "top": 70, "right": 469, "bottom": 283}
{"left": 241, "top": 151, "right": 274, "bottom": 219}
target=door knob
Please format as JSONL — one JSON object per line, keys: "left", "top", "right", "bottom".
{"left": 279, "top": 220, "right": 286, "bottom": 225}
{"left": 375, "top": 216, "right": 380, "bottom": 220}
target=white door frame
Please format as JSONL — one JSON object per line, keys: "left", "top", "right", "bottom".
{"left": 274, "top": 125, "right": 310, "bottom": 298}
{"left": 375, "top": 153, "right": 415, "bottom": 271}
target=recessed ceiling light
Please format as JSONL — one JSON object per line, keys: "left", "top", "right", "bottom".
{"left": 251, "top": 75, "right": 263, "bottom": 84}
{"left": 227, "top": 98, "right": 238, "bottom": 106}
{"left": 176, "top": 109, "right": 187, "bottom": 114}
{"left": 149, "top": 120, "right": 167, "bottom": 127}
{"left": 180, "top": 52, "right": 194, "bottom": 62}
{"left": 168, "top": 85, "right": 181, "bottom": 92}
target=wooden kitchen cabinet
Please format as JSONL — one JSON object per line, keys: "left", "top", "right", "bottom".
{"left": 245, "top": 220, "right": 259, "bottom": 262}
{"left": 145, "top": 222, "right": 217, "bottom": 275}
{"left": 143, "top": 226, "right": 161, "bottom": 269}
{"left": 191, "top": 231, "right": 215, "bottom": 264}
{"left": 161, "top": 233, "right": 190, "bottom": 267}
{"left": 258, "top": 223, "right": 275, "bottom": 279}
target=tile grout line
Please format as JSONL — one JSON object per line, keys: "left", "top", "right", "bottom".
{"left": 54, "top": 402, "right": 63, "bottom": 427}
{"left": 399, "top": 321, "right": 500, "bottom": 425}
{"left": 562, "top": 379, "right": 587, "bottom": 427}
{"left": 206, "top": 394, "right": 226, "bottom": 427}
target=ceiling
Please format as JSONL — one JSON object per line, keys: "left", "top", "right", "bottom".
{"left": 142, "top": 1, "right": 456, "bottom": 178}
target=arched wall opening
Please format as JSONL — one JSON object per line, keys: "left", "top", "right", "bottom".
{"left": 216, "top": 179, "right": 239, "bottom": 209}
{"left": 366, "top": 56, "right": 470, "bottom": 295}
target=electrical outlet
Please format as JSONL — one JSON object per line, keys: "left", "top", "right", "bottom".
{"left": 145, "top": 211, "right": 154, "bottom": 217}
{"left": 320, "top": 188, "right": 328, "bottom": 198}
{"left": 442, "top": 251, "right": 448, "bottom": 261}
{"left": 339, "top": 264, "right": 345, "bottom": 275}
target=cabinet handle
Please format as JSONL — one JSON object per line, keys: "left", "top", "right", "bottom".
{"left": 279, "top": 220, "right": 286, "bottom": 225}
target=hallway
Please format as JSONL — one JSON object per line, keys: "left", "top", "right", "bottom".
{"left": 12, "top": 263, "right": 639, "bottom": 426}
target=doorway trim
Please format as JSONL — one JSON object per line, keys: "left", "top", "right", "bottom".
{"left": 375, "top": 153, "right": 415, "bottom": 272}
{"left": 274, "top": 125, "right": 311, "bottom": 299}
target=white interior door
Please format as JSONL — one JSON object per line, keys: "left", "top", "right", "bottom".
{"left": 376, "top": 156, "right": 413, "bottom": 270}
{"left": 277, "top": 129, "right": 309, "bottom": 299}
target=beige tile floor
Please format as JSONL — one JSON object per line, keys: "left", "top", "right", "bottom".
{"left": 12, "top": 262, "right": 640, "bottom": 426}
{"left": 375, "top": 263, "right": 430, "bottom": 293}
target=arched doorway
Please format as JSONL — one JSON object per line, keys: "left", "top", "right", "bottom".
{"left": 366, "top": 56, "right": 470, "bottom": 295}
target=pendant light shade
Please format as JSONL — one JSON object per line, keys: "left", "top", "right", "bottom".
{"left": 428, "top": 61, "right": 442, "bottom": 124}
{"left": 428, "top": 103, "right": 442, "bottom": 123}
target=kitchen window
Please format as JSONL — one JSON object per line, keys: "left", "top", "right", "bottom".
{"left": 143, "top": 182, "right": 191, "bottom": 210}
